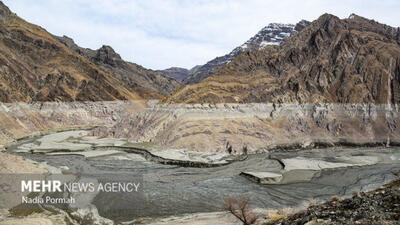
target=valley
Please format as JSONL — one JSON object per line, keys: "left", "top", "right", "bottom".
{"left": 0, "top": 0, "right": 399, "bottom": 224}
{"left": 4, "top": 129, "right": 400, "bottom": 223}
{"left": 1, "top": 101, "right": 400, "bottom": 224}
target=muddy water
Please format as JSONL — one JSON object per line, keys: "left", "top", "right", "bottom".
{"left": 8, "top": 135, "right": 400, "bottom": 222}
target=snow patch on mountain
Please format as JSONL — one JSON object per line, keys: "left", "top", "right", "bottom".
{"left": 182, "top": 20, "right": 310, "bottom": 84}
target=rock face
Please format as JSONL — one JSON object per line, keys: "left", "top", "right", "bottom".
{"left": 158, "top": 67, "right": 190, "bottom": 82}
{"left": 274, "top": 179, "right": 400, "bottom": 225}
{"left": 0, "top": 2, "right": 145, "bottom": 102}
{"left": 92, "top": 103, "right": 400, "bottom": 153}
{"left": 56, "top": 36, "right": 181, "bottom": 98}
{"left": 0, "top": 101, "right": 147, "bottom": 146}
{"left": 166, "top": 14, "right": 400, "bottom": 104}
{"left": 182, "top": 20, "right": 310, "bottom": 84}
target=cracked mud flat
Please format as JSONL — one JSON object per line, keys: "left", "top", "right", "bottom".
{"left": 5, "top": 131, "right": 400, "bottom": 223}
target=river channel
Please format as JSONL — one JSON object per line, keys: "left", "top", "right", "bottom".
{"left": 6, "top": 130, "right": 400, "bottom": 222}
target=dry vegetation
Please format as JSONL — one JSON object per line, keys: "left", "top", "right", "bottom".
{"left": 222, "top": 196, "right": 260, "bottom": 225}
{"left": 266, "top": 208, "right": 294, "bottom": 222}
{"left": 330, "top": 195, "right": 340, "bottom": 201}
{"left": 265, "top": 177, "right": 400, "bottom": 225}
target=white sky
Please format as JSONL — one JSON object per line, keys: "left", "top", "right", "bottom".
{"left": 3, "top": 0, "right": 400, "bottom": 70}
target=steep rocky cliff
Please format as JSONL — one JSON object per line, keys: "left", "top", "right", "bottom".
{"left": 92, "top": 103, "right": 400, "bottom": 153}
{"left": 166, "top": 14, "right": 400, "bottom": 104}
{"left": 0, "top": 101, "right": 147, "bottom": 147}
{"left": 0, "top": 2, "right": 147, "bottom": 102}
{"left": 56, "top": 36, "right": 180, "bottom": 98}
{"left": 182, "top": 20, "right": 310, "bottom": 84}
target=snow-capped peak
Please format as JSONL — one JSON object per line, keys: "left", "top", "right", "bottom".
{"left": 238, "top": 22, "right": 301, "bottom": 51}
{"left": 182, "top": 20, "right": 310, "bottom": 84}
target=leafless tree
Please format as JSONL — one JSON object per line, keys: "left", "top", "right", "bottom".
{"left": 222, "top": 196, "right": 259, "bottom": 225}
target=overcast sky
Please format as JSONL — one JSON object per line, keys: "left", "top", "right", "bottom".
{"left": 3, "top": 0, "right": 400, "bottom": 70}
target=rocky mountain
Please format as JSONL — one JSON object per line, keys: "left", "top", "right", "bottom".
{"left": 0, "top": 1, "right": 145, "bottom": 102}
{"left": 56, "top": 36, "right": 180, "bottom": 98}
{"left": 158, "top": 67, "right": 189, "bottom": 82}
{"left": 182, "top": 20, "right": 310, "bottom": 84}
{"left": 166, "top": 14, "right": 400, "bottom": 104}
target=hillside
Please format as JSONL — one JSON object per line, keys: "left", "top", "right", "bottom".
{"left": 158, "top": 67, "right": 190, "bottom": 82}
{"left": 56, "top": 36, "right": 180, "bottom": 98}
{"left": 182, "top": 20, "right": 310, "bottom": 84}
{"left": 0, "top": 2, "right": 148, "bottom": 102}
{"left": 166, "top": 14, "right": 400, "bottom": 104}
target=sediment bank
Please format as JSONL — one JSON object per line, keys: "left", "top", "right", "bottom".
{"left": 91, "top": 103, "right": 400, "bottom": 153}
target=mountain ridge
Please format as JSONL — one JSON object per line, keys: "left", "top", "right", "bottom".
{"left": 0, "top": 1, "right": 145, "bottom": 102}
{"left": 165, "top": 13, "right": 400, "bottom": 104}
{"left": 181, "top": 20, "right": 310, "bottom": 84}
{"left": 55, "top": 35, "right": 180, "bottom": 98}
{"left": 157, "top": 67, "right": 189, "bottom": 82}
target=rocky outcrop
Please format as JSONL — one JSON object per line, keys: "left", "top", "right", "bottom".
{"left": 92, "top": 103, "right": 400, "bottom": 153}
{"left": 0, "top": 2, "right": 144, "bottom": 102}
{"left": 158, "top": 67, "right": 190, "bottom": 82}
{"left": 166, "top": 14, "right": 400, "bottom": 104}
{"left": 0, "top": 101, "right": 147, "bottom": 146}
{"left": 272, "top": 179, "right": 400, "bottom": 225}
{"left": 182, "top": 20, "right": 310, "bottom": 84}
{"left": 55, "top": 36, "right": 180, "bottom": 98}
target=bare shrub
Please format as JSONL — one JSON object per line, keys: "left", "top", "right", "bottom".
{"left": 331, "top": 195, "right": 339, "bottom": 201}
{"left": 222, "top": 196, "right": 259, "bottom": 225}
{"left": 267, "top": 208, "right": 294, "bottom": 222}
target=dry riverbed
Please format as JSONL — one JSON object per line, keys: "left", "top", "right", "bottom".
{"left": 2, "top": 130, "right": 400, "bottom": 224}
{"left": 10, "top": 130, "right": 235, "bottom": 166}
